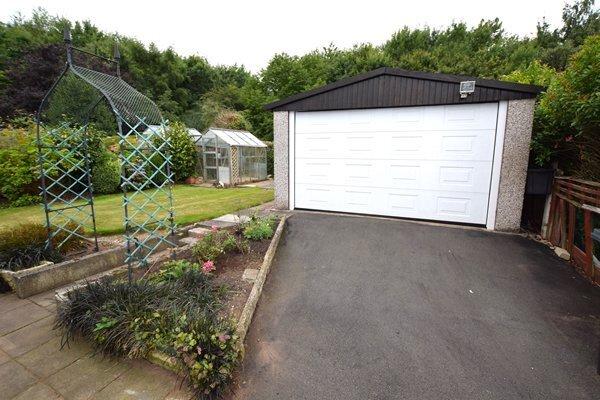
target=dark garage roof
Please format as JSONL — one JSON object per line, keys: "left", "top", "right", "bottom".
{"left": 265, "top": 67, "right": 543, "bottom": 112}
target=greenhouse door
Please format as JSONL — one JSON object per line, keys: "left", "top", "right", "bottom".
{"left": 293, "top": 103, "right": 500, "bottom": 225}
{"left": 203, "top": 148, "right": 218, "bottom": 181}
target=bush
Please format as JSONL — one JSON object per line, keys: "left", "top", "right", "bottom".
{"left": 92, "top": 151, "right": 121, "bottom": 194}
{"left": 150, "top": 260, "right": 200, "bottom": 284}
{"left": 192, "top": 229, "right": 248, "bottom": 263}
{"left": 0, "top": 123, "right": 40, "bottom": 206}
{"left": 242, "top": 215, "right": 276, "bottom": 241}
{"left": 166, "top": 122, "right": 197, "bottom": 182}
{"left": 0, "top": 222, "right": 84, "bottom": 271}
{"left": 56, "top": 270, "right": 239, "bottom": 398}
{"left": 518, "top": 36, "right": 600, "bottom": 178}
{"left": 0, "top": 121, "right": 113, "bottom": 207}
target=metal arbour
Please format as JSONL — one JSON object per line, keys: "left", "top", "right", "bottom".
{"left": 36, "top": 28, "right": 176, "bottom": 279}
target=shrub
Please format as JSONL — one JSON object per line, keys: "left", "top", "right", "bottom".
{"left": 0, "top": 124, "right": 40, "bottom": 206}
{"left": 166, "top": 121, "right": 197, "bottom": 182}
{"left": 0, "top": 121, "right": 112, "bottom": 207}
{"left": 0, "top": 223, "right": 84, "bottom": 271}
{"left": 192, "top": 230, "right": 248, "bottom": 263}
{"left": 514, "top": 36, "right": 600, "bottom": 178}
{"left": 92, "top": 151, "right": 121, "bottom": 194}
{"left": 150, "top": 260, "right": 200, "bottom": 284}
{"left": 173, "top": 314, "right": 239, "bottom": 397}
{"left": 242, "top": 215, "right": 276, "bottom": 241}
{"left": 56, "top": 270, "right": 239, "bottom": 398}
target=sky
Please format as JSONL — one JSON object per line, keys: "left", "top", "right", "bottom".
{"left": 0, "top": 0, "right": 567, "bottom": 72}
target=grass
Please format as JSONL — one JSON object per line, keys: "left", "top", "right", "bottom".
{"left": 0, "top": 185, "right": 273, "bottom": 235}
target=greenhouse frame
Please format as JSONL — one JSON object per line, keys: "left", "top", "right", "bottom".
{"left": 200, "top": 128, "right": 268, "bottom": 185}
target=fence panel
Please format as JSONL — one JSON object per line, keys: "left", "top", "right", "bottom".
{"left": 545, "top": 177, "right": 600, "bottom": 284}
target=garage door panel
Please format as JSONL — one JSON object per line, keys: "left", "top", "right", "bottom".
{"left": 296, "top": 159, "right": 492, "bottom": 193}
{"left": 295, "top": 184, "right": 490, "bottom": 224}
{"left": 442, "top": 103, "right": 498, "bottom": 130}
{"left": 295, "top": 103, "right": 497, "bottom": 134}
{"left": 294, "top": 103, "right": 498, "bottom": 225}
{"left": 297, "top": 130, "right": 495, "bottom": 162}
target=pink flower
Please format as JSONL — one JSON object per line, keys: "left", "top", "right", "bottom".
{"left": 218, "top": 333, "right": 231, "bottom": 343}
{"left": 202, "top": 260, "right": 215, "bottom": 273}
{"left": 211, "top": 225, "right": 218, "bottom": 232}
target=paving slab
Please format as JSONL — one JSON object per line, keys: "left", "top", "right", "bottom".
{"left": 11, "top": 383, "right": 62, "bottom": 400}
{"left": 16, "top": 336, "right": 91, "bottom": 379}
{"left": 164, "top": 387, "right": 195, "bottom": 400}
{"left": 0, "top": 315, "right": 56, "bottom": 357}
{"left": 197, "top": 219, "right": 237, "bottom": 229}
{"left": 46, "top": 354, "right": 129, "bottom": 400}
{"left": 179, "top": 237, "right": 199, "bottom": 247}
{"left": 242, "top": 268, "right": 259, "bottom": 283}
{"left": 0, "top": 300, "right": 50, "bottom": 336}
{"left": 0, "top": 293, "right": 27, "bottom": 312}
{"left": 29, "top": 290, "right": 58, "bottom": 309}
{"left": 188, "top": 227, "right": 210, "bottom": 238}
{"left": 234, "top": 212, "right": 600, "bottom": 400}
{"left": 0, "top": 360, "right": 37, "bottom": 400}
{"left": 214, "top": 214, "right": 250, "bottom": 223}
{"left": 0, "top": 348, "right": 9, "bottom": 365}
{"left": 94, "top": 359, "right": 184, "bottom": 400}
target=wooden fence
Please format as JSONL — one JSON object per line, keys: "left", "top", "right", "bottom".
{"left": 544, "top": 177, "right": 600, "bottom": 284}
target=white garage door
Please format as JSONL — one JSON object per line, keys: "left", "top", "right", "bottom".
{"left": 294, "top": 103, "right": 499, "bottom": 224}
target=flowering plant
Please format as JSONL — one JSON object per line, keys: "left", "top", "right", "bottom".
{"left": 202, "top": 260, "right": 215, "bottom": 273}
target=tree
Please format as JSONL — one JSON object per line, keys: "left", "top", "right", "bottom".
{"left": 166, "top": 121, "right": 197, "bottom": 182}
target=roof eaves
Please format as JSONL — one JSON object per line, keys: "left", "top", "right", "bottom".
{"left": 264, "top": 67, "right": 543, "bottom": 111}
{"left": 264, "top": 68, "right": 386, "bottom": 110}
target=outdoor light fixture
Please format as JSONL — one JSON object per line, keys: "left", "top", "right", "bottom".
{"left": 459, "top": 80, "right": 476, "bottom": 98}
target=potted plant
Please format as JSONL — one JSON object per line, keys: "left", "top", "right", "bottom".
{"left": 525, "top": 168, "right": 555, "bottom": 195}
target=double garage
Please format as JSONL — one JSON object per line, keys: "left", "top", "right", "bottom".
{"left": 267, "top": 68, "right": 541, "bottom": 231}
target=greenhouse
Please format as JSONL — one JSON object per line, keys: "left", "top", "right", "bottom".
{"left": 200, "top": 128, "right": 267, "bottom": 185}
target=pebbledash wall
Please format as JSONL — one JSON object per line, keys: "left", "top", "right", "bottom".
{"left": 272, "top": 98, "right": 536, "bottom": 231}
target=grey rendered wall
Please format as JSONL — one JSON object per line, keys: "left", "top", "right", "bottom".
{"left": 494, "top": 98, "right": 536, "bottom": 231}
{"left": 273, "top": 111, "right": 289, "bottom": 209}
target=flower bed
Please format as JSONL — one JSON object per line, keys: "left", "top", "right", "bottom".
{"left": 56, "top": 214, "right": 282, "bottom": 399}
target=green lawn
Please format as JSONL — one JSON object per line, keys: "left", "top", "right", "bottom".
{"left": 0, "top": 185, "right": 273, "bottom": 235}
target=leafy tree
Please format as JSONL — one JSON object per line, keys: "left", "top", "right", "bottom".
{"left": 166, "top": 121, "right": 197, "bottom": 182}
{"left": 527, "top": 35, "right": 600, "bottom": 179}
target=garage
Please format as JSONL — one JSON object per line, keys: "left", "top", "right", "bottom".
{"left": 266, "top": 68, "right": 541, "bottom": 231}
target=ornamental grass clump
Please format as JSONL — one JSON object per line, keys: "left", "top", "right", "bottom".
{"left": 56, "top": 265, "right": 239, "bottom": 398}
{"left": 0, "top": 222, "right": 84, "bottom": 271}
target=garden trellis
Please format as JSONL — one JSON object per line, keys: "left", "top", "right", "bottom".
{"left": 36, "top": 28, "right": 175, "bottom": 280}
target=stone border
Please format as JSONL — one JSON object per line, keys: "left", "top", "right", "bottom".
{"left": 235, "top": 214, "right": 288, "bottom": 344}
{"left": 1, "top": 246, "right": 127, "bottom": 298}
{"left": 0, "top": 225, "right": 201, "bottom": 299}
{"left": 147, "top": 214, "right": 290, "bottom": 372}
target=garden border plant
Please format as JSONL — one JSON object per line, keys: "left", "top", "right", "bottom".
{"left": 55, "top": 213, "right": 289, "bottom": 398}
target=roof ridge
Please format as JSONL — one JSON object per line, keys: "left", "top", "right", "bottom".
{"left": 207, "top": 126, "right": 250, "bottom": 133}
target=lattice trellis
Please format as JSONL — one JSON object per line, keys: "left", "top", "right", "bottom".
{"left": 36, "top": 29, "right": 175, "bottom": 279}
{"left": 230, "top": 146, "right": 240, "bottom": 184}
{"left": 119, "top": 120, "right": 175, "bottom": 273}
{"left": 37, "top": 122, "right": 98, "bottom": 250}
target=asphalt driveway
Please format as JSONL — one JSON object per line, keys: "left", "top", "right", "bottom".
{"left": 232, "top": 212, "right": 600, "bottom": 400}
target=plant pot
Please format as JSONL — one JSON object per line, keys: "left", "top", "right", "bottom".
{"left": 525, "top": 168, "right": 555, "bottom": 195}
